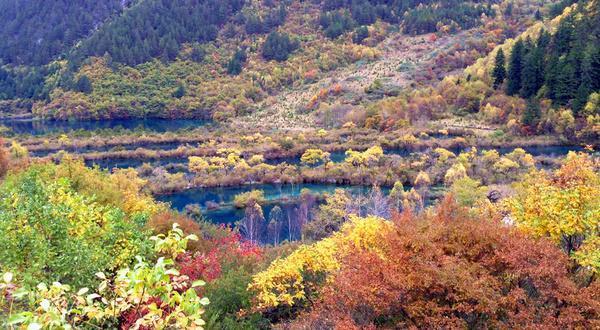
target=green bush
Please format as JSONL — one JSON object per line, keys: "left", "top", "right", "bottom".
{"left": 0, "top": 164, "right": 153, "bottom": 288}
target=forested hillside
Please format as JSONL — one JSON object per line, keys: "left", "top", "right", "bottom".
{"left": 0, "top": 0, "right": 129, "bottom": 66}
{"left": 462, "top": 0, "right": 599, "bottom": 139}
{"left": 70, "top": 0, "right": 246, "bottom": 66}
{"left": 0, "top": 0, "right": 524, "bottom": 120}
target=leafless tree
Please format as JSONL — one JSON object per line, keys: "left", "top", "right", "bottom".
{"left": 267, "top": 205, "right": 284, "bottom": 245}
{"left": 240, "top": 202, "right": 265, "bottom": 244}
{"left": 366, "top": 185, "right": 390, "bottom": 219}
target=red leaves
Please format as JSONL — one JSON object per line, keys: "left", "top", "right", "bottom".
{"left": 120, "top": 297, "right": 173, "bottom": 330}
{"left": 177, "top": 228, "right": 262, "bottom": 283}
{"left": 291, "top": 198, "right": 599, "bottom": 328}
{"left": 178, "top": 251, "right": 222, "bottom": 283}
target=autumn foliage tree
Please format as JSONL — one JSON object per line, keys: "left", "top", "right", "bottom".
{"left": 290, "top": 197, "right": 600, "bottom": 328}
{"left": 506, "top": 152, "right": 600, "bottom": 273}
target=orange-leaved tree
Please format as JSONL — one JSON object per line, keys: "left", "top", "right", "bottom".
{"left": 290, "top": 197, "right": 599, "bottom": 328}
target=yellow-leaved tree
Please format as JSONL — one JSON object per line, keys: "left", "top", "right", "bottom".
{"left": 506, "top": 152, "right": 599, "bottom": 273}
{"left": 248, "top": 216, "right": 392, "bottom": 312}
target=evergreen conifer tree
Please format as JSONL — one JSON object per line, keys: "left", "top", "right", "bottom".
{"left": 492, "top": 49, "right": 506, "bottom": 89}
{"left": 506, "top": 39, "right": 525, "bottom": 95}
{"left": 75, "top": 75, "right": 93, "bottom": 94}
{"left": 522, "top": 98, "right": 541, "bottom": 127}
{"left": 554, "top": 57, "right": 577, "bottom": 105}
{"left": 521, "top": 47, "right": 544, "bottom": 98}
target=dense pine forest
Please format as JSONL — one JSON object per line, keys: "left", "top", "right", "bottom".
{"left": 0, "top": 0, "right": 599, "bottom": 329}
{"left": 0, "top": 0, "right": 128, "bottom": 66}
{"left": 493, "top": 4, "right": 600, "bottom": 120}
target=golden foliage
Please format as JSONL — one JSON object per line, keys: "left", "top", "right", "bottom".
{"left": 248, "top": 216, "right": 392, "bottom": 310}
{"left": 506, "top": 152, "right": 599, "bottom": 270}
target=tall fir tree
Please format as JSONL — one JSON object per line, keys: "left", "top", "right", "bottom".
{"left": 572, "top": 83, "right": 590, "bottom": 115}
{"left": 492, "top": 49, "right": 506, "bottom": 89}
{"left": 536, "top": 29, "right": 551, "bottom": 50}
{"left": 586, "top": 46, "right": 600, "bottom": 91}
{"left": 520, "top": 47, "right": 544, "bottom": 98}
{"left": 553, "top": 14, "right": 574, "bottom": 54}
{"left": 522, "top": 98, "right": 541, "bottom": 127}
{"left": 544, "top": 54, "right": 560, "bottom": 100}
{"left": 75, "top": 75, "right": 92, "bottom": 94}
{"left": 227, "top": 49, "right": 247, "bottom": 75}
{"left": 554, "top": 57, "right": 577, "bottom": 105}
{"left": 572, "top": 46, "right": 597, "bottom": 114}
{"left": 506, "top": 39, "right": 525, "bottom": 95}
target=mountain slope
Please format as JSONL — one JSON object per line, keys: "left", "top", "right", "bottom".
{"left": 70, "top": 0, "right": 246, "bottom": 66}
{"left": 0, "top": 0, "right": 558, "bottom": 125}
{"left": 462, "top": 0, "right": 599, "bottom": 138}
{"left": 29, "top": 0, "right": 511, "bottom": 121}
{"left": 0, "top": 0, "right": 129, "bottom": 66}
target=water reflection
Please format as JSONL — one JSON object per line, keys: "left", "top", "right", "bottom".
{"left": 0, "top": 118, "right": 209, "bottom": 136}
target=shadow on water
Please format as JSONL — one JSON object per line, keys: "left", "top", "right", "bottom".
{"left": 0, "top": 118, "right": 209, "bottom": 136}
{"left": 157, "top": 183, "right": 388, "bottom": 225}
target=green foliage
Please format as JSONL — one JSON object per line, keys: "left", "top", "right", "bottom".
{"left": 262, "top": 32, "right": 299, "bottom": 62}
{"left": 0, "top": 65, "right": 49, "bottom": 100}
{"left": 520, "top": 43, "right": 544, "bottom": 98}
{"left": 71, "top": 0, "right": 245, "bottom": 66}
{"left": 0, "top": 162, "right": 157, "bottom": 288}
{"left": 75, "top": 74, "right": 93, "bottom": 94}
{"left": 402, "top": 0, "right": 494, "bottom": 34}
{"left": 522, "top": 98, "right": 541, "bottom": 127}
{"left": 507, "top": 4, "right": 599, "bottom": 114}
{"left": 2, "top": 224, "right": 210, "bottom": 329}
{"left": 320, "top": 0, "right": 492, "bottom": 36}
{"left": 244, "top": 4, "right": 287, "bottom": 35}
{"left": 190, "top": 44, "right": 206, "bottom": 63}
{"left": 449, "top": 176, "right": 487, "bottom": 207}
{"left": 172, "top": 83, "right": 186, "bottom": 98}
{"left": 227, "top": 49, "right": 248, "bottom": 75}
{"left": 352, "top": 25, "right": 369, "bottom": 44}
{"left": 0, "top": 0, "right": 124, "bottom": 66}
{"left": 506, "top": 39, "right": 524, "bottom": 96}
{"left": 320, "top": 10, "right": 355, "bottom": 39}
{"left": 554, "top": 56, "right": 577, "bottom": 105}
{"left": 204, "top": 269, "right": 269, "bottom": 329}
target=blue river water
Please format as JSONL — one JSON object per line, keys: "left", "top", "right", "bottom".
{"left": 152, "top": 144, "right": 589, "bottom": 225}
{"left": 0, "top": 118, "right": 209, "bottom": 136}
{"left": 79, "top": 144, "right": 588, "bottom": 171}
{"left": 157, "top": 183, "right": 389, "bottom": 225}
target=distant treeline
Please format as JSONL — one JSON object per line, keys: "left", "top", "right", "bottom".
{"left": 319, "top": 0, "right": 494, "bottom": 38}
{"left": 70, "top": 0, "right": 246, "bottom": 66}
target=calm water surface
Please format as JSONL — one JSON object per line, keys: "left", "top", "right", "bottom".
{"left": 157, "top": 183, "right": 386, "bottom": 224}
{"left": 0, "top": 118, "right": 208, "bottom": 136}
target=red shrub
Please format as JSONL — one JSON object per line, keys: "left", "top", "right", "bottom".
{"left": 177, "top": 227, "right": 262, "bottom": 283}
{"left": 120, "top": 296, "right": 173, "bottom": 330}
{"left": 291, "top": 197, "right": 600, "bottom": 329}
{"left": 178, "top": 251, "right": 222, "bottom": 283}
